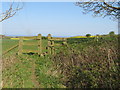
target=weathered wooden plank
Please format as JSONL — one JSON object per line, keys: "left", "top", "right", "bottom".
{"left": 50, "top": 38, "right": 67, "bottom": 41}
{"left": 23, "top": 43, "right": 37, "bottom": 46}
{"left": 22, "top": 50, "right": 38, "bottom": 53}
{"left": 23, "top": 36, "right": 37, "bottom": 40}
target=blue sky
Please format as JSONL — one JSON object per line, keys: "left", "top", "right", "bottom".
{"left": 2, "top": 2, "right": 118, "bottom": 37}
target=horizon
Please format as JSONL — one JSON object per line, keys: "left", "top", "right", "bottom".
{"left": 1, "top": 31, "right": 118, "bottom": 38}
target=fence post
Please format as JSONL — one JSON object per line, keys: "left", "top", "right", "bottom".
{"left": 38, "top": 34, "right": 42, "bottom": 55}
{"left": 63, "top": 38, "right": 67, "bottom": 44}
{"left": 51, "top": 40, "right": 55, "bottom": 55}
{"left": 18, "top": 37, "right": 23, "bottom": 55}
{"left": 62, "top": 38, "right": 67, "bottom": 47}
{"left": 47, "top": 34, "right": 52, "bottom": 54}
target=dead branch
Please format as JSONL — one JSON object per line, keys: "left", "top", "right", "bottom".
{"left": 0, "top": 2, "right": 23, "bottom": 22}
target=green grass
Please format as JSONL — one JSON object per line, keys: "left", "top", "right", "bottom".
{"left": 2, "top": 39, "right": 48, "bottom": 54}
{"left": 3, "top": 54, "right": 64, "bottom": 88}
{"left": 2, "top": 39, "right": 19, "bottom": 52}
{"left": 3, "top": 55, "right": 36, "bottom": 88}
{"left": 2, "top": 38, "right": 64, "bottom": 88}
{"left": 34, "top": 55, "right": 65, "bottom": 88}
{"left": 2, "top": 35, "right": 119, "bottom": 88}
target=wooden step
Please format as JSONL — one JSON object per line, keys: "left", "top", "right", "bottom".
{"left": 22, "top": 50, "right": 38, "bottom": 53}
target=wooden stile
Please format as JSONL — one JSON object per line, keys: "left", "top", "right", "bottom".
{"left": 17, "top": 34, "right": 42, "bottom": 55}
{"left": 47, "top": 34, "right": 68, "bottom": 55}
{"left": 16, "top": 34, "right": 67, "bottom": 56}
{"left": 47, "top": 34, "right": 55, "bottom": 55}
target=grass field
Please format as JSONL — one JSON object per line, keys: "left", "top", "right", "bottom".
{"left": 3, "top": 55, "right": 36, "bottom": 88}
{"left": 2, "top": 35, "right": 119, "bottom": 88}
{"left": 2, "top": 39, "right": 48, "bottom": 54}
{"left": 2, "top": 39, "right": 19, "bottom": 52}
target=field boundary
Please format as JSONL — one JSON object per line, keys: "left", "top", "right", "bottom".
{"left": 3, "top": 34, "right": 67, "bottom": 56}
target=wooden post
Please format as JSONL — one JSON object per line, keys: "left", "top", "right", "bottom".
{"left": 47, "top": 34, "right": 52, "bottom": 54}
{"left": 63, "top": 38, "right": 67, "bottom": 44}
{"left": 38, "top": 34, "right": 42, "bottom": 55}
{"left": 51, "top": 40, "right": 55, "bottom": 55}
{"left": 96, "top": 36, "right": 99, "bottom": 42}
{"left": 47, "top": 34, "right": 51, "bottom": 40}
{"left": 18, "top": 37, "right": 23, "bottom": 55}
{"left": 94, "top": 35, "right": 99, "bottom": 42}
{"left": 62, "top": 38, "right": 67, "bottom": 46}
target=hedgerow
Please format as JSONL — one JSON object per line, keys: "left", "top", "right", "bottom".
{"left": 52, "top": 36, "right": 119, "bottom": 88}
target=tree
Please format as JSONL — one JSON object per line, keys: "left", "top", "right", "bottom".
{"left": 75, "top": 0, "right": 120, "bottom": 19}
{"left": 86, "top": 34, "right": 91, "bottom": 37}
{"left": 109, "top": 31, "right": 115, "bottom": 36}
{"left": 0, "top": 2, "right": 23, "bottom": 22}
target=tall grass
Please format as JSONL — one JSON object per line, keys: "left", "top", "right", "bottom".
{"left": 35, "top": 55, "right": 65, "bottom": 88}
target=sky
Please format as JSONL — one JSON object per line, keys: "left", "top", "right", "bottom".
{"left": 1, "top": 2, "right": 118, "bottom": 37}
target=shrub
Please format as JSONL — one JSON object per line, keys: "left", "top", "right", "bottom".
{"left": 52, "top": 36, "right": 119, "bottom": 88}
{"left": 86, "top": 34, "right": 91, "bottom": 37}
{"left": 109, "top": 31, "right": 115, "bottom": 36}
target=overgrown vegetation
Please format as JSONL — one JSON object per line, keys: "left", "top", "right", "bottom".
{"left": 35, "top": 55, "right": 65, "bottom": 88}
{"left": 2, "top": 55, "right": 37, "bottom": 88}
{"left": 52, "top": 35, "right": 119, "bottom": 88}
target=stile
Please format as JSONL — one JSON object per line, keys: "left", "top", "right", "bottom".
{"left": 16, "top": 34, "right": 67, "bottom": 56}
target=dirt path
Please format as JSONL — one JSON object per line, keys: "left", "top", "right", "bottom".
{"left": 2, "top": 55, "right": 40, "bottom": 88}
{"left": 31, "top": 58, "right": 40, "bottom": 88}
